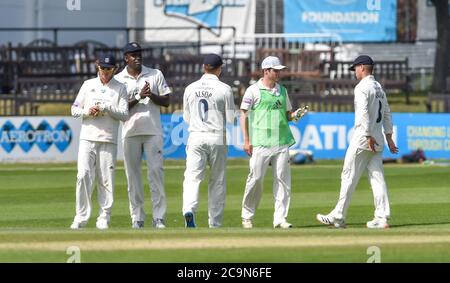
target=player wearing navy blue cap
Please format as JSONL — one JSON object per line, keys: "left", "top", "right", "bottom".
{"left": 123, "top": 42, "right": 142, "bottom": 54}
{"left": 115, "top": 42, "right": 171, "bottom": 229}
{"left": 202, "top": 53, "right": 223, "bottom": 67}
{"left": 70, "top": 53, "right": 129, "bottom": 230}
{"left": 316, "top": 55, "right": 399, "bottom": 229}
{"left": 348, "top": 55, "right": 374, "bottom": 71}
{"left": 181, "top": 53, "right": 236, "bottom": 228}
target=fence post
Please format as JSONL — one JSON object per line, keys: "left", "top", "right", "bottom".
{"left": 126, "top": 28, "right": 130, "bottom": 44}
{"left": 197, "top": 26, "right": 201, "bottom": 55}
{"left": 53, "top": 28, "right": 58, "bottom": 45}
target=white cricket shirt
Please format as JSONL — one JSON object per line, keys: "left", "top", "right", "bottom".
{"left": 115, "top": 65, "right": 172, "bottom": 138}
{"left": 240, "top": 79, "right": 293, "bottom": 111}
{"left": 71, "top": 76, "right": 129, "bottom": 144}
{"left": 351, "top": 75, "right": 394, "bottom": 151}
{"left": 183, "top": 74, "right": 236, "bottom": 136}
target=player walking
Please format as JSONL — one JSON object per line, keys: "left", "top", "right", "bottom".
{"left": 70, "top": 54, "right": 129, "bottom": 230}
{"left": 316, "top": 55, "right": 399, "bottom": 229}
{"left": 182, "top": 54, "right": 236, "bottom": 228}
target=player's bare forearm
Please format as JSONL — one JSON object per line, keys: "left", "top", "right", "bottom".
{"left": 128, "top": 98, "right": 139, "bottom": 109}
{"left": 385, "top": 133, "right": 399, "bottom": 154}
{"left": 240, "top": 110, "right": 252, "bottom": 156}
{"left": 240, "top": 111, "right": 249, "bottom": 141}
{"left": 149, "top": 94, "right": 170, "bottom": 107}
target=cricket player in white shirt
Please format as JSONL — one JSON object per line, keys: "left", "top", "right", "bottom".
{"left": 182, "top": 54, "right": 236, "bottom": 228}
{"left": 115, "top": 42, "right": 171, "bottom": 229}
{"left": 240, "top": 56, "right": 308, "bottom": 229}
{"left": 70, "top": 54, "right": 129, "bottom": 230}
{"left": 316, "top": 55, "right": 399, "bottom": 229}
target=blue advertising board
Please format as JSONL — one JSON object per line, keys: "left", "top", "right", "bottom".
{"left": 283, "top": 0, "right": 397, "bottom": 42}
{"left": 161, "top": 113, "right": 450, "bottom": 160}
{"left": 1, "top": 114, "right": 449, "bottom": 162}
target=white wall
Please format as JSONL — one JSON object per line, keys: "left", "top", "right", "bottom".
{"left": 0, "top": 0, "right": 127, "bottom": 46}
{"left": 417, "top": 0, "right": 437, "bottom": 41}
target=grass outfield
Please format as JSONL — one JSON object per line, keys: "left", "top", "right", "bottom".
{"left": 0, "top": 160, "right": 449, "bottom": 263}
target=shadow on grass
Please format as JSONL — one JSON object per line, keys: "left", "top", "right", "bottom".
{"left": 389, "top": 221, "right": 450, "bottom": 228}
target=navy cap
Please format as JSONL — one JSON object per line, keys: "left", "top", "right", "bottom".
{"left": 349, "top": 55, "right": 374, "bottom": 71}
{"left": 98, "top": 53, "right": 116, "bottom": 68}
{"left": 123, "top": 42, "right": 142, "bottom": 54}
{"left": 203, "top": 53, "right": 223, "bottom": 67}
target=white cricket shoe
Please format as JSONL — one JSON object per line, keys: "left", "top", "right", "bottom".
{"left": 316, "top": 214, "right": 346, "bottom": 228}
{"left": 209, "top": 224, "right": 220, "bottom": 228}
{"left": 274, "top": 222, "right": 293, "bottom": 229}
{"left": 70, "top": 221, "right": 86, "bottom": 230}
{"left": 242, "top": 218, "right": 253, "bottom": 229}
{"left": 152, "top": 219, "right": 166, "bottom": 229}
{"left": 366, "top": 218, "right": 389, "bottom": 229}
{"left": 96, "top": 219, "right": 109, "bottom": 230}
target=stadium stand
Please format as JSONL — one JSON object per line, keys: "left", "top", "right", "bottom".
{"left": 0, "top": 41, "right": 429, "bottom": 116}
{"left": 321, "top": 59, "right": 412, "bottom": 103}
{"left": 253, "top": 47, "right": 331, "bottom": 79}
{"left": 0, "top": 42, "right": 252, "bottom": 115}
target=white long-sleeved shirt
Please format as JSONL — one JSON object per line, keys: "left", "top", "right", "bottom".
{"left": 114, "top": 65, "right": 172, "bottom": 138}
{"left": 351, "top": 75, "right": 393, "bottom": 152}
{"left": 183, "top": 74, "right": 236, "bottom": 138}
{"left": 72, "top": 76, "right": 128, "bottom": 144}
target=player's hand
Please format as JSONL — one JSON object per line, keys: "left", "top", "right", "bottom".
{"left": 244, "top": 141, "right": 253, "bottom": 157}
{"left": 367, "top": 136, "right": 378, "bottom": 152}
{"left": 387, "top": 138, "right": 399, "bottom": 154}
{"left": 89, "top": 105, "right": 100, "bottom": 117}
{"left": 291, "top": 106, "right": 308, "bottom": 122}
{"left": 139, "top": 81, "right": 151, "bottom": 98}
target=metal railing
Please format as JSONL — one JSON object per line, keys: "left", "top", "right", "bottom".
{"left": 0, "top": 26, "right": 237, "bottom": 55}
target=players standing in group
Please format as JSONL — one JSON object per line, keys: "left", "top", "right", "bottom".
{"left": 181, "top": 54, "right": 236, "bottom": 228}
{"left": 240, "top": 56, "right": 308, "bottom": 229}
{"left": 316, "top": 55, "right": 399, "bottom": 229}
{"left": 115, "top": 42, "right": 172, "bottom": 229}
{"left": 70, "top": 54, "right": 129, "bottom": 230}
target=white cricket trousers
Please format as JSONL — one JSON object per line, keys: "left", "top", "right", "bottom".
{"left": 242, "top": 145, "right": 291, "bottom": 227}
{"left": 182, "top": 135, "right": 227, "bottom": 227}
{"left": 73, "top": 140, "right": 117, "bottom": 224}
{"left": 123, "top": 135, "right": 166, "bottom": 223}
{"left": 330, "top": 146, "right": 390, "bottom": 220}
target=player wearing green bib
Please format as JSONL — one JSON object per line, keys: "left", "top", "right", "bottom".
{"left": 240, "top": 56, "right": 307, "bottom": 229}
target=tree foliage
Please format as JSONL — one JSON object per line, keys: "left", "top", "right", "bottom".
{"left": 430, "top": 0, "right": 450, "bottom": 93}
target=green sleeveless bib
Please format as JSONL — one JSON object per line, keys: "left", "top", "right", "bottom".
{"left": 249, "top": 85, "right": 295, "bottom": 147}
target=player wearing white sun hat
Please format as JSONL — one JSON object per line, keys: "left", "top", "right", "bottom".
{"left": 240, "top": 56, "right": 307, "bottom": 229}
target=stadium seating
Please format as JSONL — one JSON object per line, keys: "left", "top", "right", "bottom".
{"left": 321, "top": 59, "right": 412, "bottom": 103}
{"left": 0, "top": 41, "right": 417, "bottom": 115}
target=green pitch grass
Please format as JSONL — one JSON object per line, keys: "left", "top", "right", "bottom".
{"left": 0, "top": 159, "right": 449, "bottom": 263}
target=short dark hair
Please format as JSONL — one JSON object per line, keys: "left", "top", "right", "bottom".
{"left": 365, "top": 64, "right": 374, "bottom": 73}
{"left": 204, "top": 64, "right": 221, "bottom": 73}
